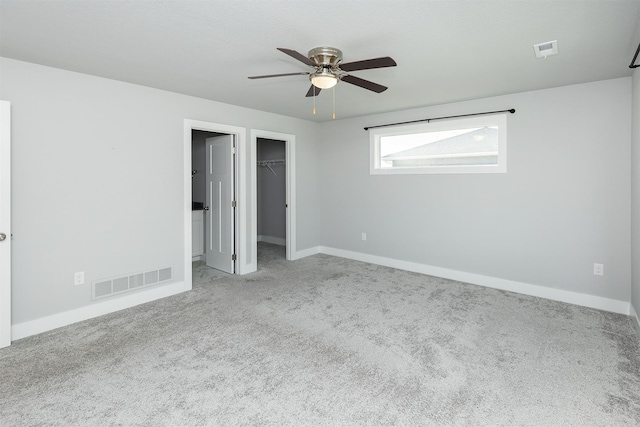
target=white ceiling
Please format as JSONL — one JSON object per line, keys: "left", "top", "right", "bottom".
{"left": 1, "top": 1, "right": 639, "bottom": 122}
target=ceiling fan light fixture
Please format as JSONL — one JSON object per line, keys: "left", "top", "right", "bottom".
{"left": 310, "top": 69, "right": 338, "bottom": 89}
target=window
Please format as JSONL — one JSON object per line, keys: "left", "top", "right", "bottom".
{"left": 370, "top": 113, "right": 507, "bottom": 174}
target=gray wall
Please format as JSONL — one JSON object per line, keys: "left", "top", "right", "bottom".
{"left": 2, "top": 56, "right": 635, "bottom": 328}
{"left": 317, "top": 78, "right": 632, "bottom": 302}
{"left": 632, "top": 68, "right": 640, "bottom": 318}
{"left": 257, "top": 138, "right": 286, "bottom": 242}
{"left": 1, "top": 57, "right": 320, "bottom": 324}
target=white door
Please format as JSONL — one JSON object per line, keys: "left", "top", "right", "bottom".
{"left": 205, "top": 135, "right": 235, "bottom": 273}
{"left": 0, "top": 101, "right": 11, "bottom": 348}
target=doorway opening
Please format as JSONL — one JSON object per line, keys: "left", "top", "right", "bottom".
{"left": 0, "top": 101, "right": 11, "bottom": 348}
{"left": 257, "top": 138, "right": 286, "bottom": 267}
{"left": 250, "top": 129, "right": 296, "bottom": 270}
{"left": 185, "top": 120, "right": 246, "bottom": 288}
{"left": 191, "top": 130, "right": 235, "bottom": 285}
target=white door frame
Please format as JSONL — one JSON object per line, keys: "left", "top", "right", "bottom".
{"left": 184, "top": 120, "right": 247, "bottom": 281}
{"left": 250, "top": 130, "right": 296, "bottom": 265}
{"left": 0, "top": 101, "right": 11, "bottom": 348}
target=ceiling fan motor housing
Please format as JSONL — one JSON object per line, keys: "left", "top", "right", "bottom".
{"left": 308, "top": 47, "right": 343, "bottom": 69}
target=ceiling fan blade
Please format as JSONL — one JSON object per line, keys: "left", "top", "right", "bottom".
{"left": 277, "top": 48, "right": 316, "bottom": 67}
{"left": 305, "top": 85, "right": 321, "bottom": 97}
{"left": 248, "top": 72, "right": 310, "bottom": 79}
{"left": 339, "top": 56, "right": 397, "bottom": 72}
{"left": 341, "top": 74, "right": 388, "bottom": 93}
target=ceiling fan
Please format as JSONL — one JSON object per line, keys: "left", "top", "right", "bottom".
{"left": 248, "top": 47, "right": 397, "bottom": 97}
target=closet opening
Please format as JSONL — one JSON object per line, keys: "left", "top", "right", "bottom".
{"left": 257, "top": 137, "right": 287, "bottom": 267}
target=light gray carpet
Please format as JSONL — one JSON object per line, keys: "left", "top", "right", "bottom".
{"left": 192, "top": 260, "right": 231, "bottom": 286}
{"left": 1, "top": 243, "right": 639, "bottom": 426}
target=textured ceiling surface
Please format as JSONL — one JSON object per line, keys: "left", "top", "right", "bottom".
{"left": 1, "top": 0, "right": 639, "bottom": 121}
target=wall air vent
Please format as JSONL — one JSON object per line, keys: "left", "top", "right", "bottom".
{"left": 533, "top": 40, "right": 558, "bottom": 58}
{"left": 91, "top": 267, "right": 173, "bottom": 300}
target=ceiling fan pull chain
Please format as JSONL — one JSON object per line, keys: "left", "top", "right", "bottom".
{"left": 332, "top": 87, "right": 336, "bottom": 120}
{"left": 313, "top": 88, "right": 316, "bottom": 115}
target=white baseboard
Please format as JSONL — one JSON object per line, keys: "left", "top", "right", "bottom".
{"left": 303, "top": 246, "right": 630, "bottom": 315}
{"left": 292, "top": 246, "right": 321, "bottom": 260}
{"left": 631, "top": 303, "right": 640, "bottom": 337}
{"left": 14, "top": 247, "right": 633, "bottom": 341}
{"left": 257, "top": 235, "right": 286, "bottom": 246}
{"left": 12, "top": 280, "right": 191, "bottom": 341}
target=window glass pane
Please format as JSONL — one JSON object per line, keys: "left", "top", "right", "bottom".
{"left": 370, "top": 113, "right": 507, "bottom": 175}
{"left": 380, "top": 126, "right": 498, "bottom": 168}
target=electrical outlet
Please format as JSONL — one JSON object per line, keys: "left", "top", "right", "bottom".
{"left": 593, "top": 263, "right": 604, "bottom": 276}
{"left": 361, "top": 232, "right": 367, "bottom": 241}
{"left": 74, "top": 271, "right": 85, "bottom": 286}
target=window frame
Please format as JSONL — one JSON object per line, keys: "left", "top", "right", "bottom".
{"left": 369, "top": 113, "right": 508, "bottom": 175}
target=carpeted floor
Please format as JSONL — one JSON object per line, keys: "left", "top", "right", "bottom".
{"left": 1, "top": 243, "right": 639, "bottom": 426}
{"left": 192, "top": 260, "right": 231, "bottom": 286}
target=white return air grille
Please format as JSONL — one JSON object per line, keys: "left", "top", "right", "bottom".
{"left": 92, "top": 267, "right": 172, "bottom": 300}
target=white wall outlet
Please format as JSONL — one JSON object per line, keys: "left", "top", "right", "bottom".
{"left": 74, "top": 271, "right": 85, "bottom": 286}
{"left": 361, "top": 232, "right": 367, "bottom": 241}
{"left": 593, "top": 263, "right": 604, "bottom": 276}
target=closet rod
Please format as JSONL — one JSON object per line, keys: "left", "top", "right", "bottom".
{"left": 256, "top": 159, "right": 285, "bottom": 164}
{"left": 257, "top": 159, "right": 285, "bottom": 176}
{"left": 363, "top": 109, "right": 515, "bottom": 131}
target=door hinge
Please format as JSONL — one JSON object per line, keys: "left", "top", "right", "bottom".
{"left": 232, "top": 254, "right": 237, "bottom": 261}
{"left": 231, "top": 200, "right": 237, "bottom": 208}
{"left": 232, "top": 146, "right": 237, "bottom": 155}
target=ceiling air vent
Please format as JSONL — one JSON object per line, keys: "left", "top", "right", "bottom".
{"left": 533, "top": 40, "right": 558, "bottom": 58}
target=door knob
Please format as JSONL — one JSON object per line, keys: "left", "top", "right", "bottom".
{"left": 0, "top": 233, "right": 6, "bottom": 241}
